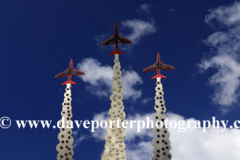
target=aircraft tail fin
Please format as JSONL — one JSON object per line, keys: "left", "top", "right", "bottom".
{"left": 62, "top": 80, "right": 76, "bottom": 86}
{"left": 151, "top": 74, "right": 166, "bottom": 80}
{"left": 110, "top": 49, "right": 124, "bottom": 56}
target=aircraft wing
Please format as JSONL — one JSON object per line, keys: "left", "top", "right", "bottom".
{"left": 72, "top": 69, "right": 85, "bottom": 76}
{"left": 160, "top": 63, "right": 175, "bottom": 70}
{"left": 143, "top": 64, "right": 158, "bottom": 72}
{"left": 55, "top": 70, "right": 69, "bottom": 78}
{"left": 102, "top": 36, "right": 115, "bottom": 46}
{"left": 119, "top": 35, "right": 131, "bottom": 44}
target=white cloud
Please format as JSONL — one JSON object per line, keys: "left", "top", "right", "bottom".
{"left": 90, "top": 111, "right": 240, "bottom": 160}
{"left": 167, "top": 113, "right": 240, "bottom": 160}
{"left": 199, "top": 2, "right": 240, "bottom": 111}
{"left": 136, "top": 4, "right": 152, "bottom": 14}
{"left": 168, "top": 8, "right": 177, "bottom": 13}
{"left": 121, "top": 19, "right": 156, "bottom": 46}
{"left": 95, "top": 19, "right": 156, "bottom": 52}
{"left": 94, "top": 33, "right": 111, "bottom": 49}
{"left": 91, "top": 111, "right": 109, "bottom": 140}
{"left": 141, "top": 98, "right": 152, "bottom": 104}
{"left": 94, "top": 6, "right": 156, "bottom": 52}
{"left": 125, "top": 141, "right": 154, "bottom": 160}
{"left": 73, "top": 135, "right": 88, "bottom": 148}
{"left": 121, "top": 70, "right": 143, "bottom": 99}
{"left": 205, "top": 1, "right": 240, "bottom": 27}
{"left": 94, "top": 33, "right": 114, "bottom": 53}
{"left": 77, "top": 57, "right": 142, "bottom": 100}
{"left": 199, "top": 54, "right": 240, "bottom": 109}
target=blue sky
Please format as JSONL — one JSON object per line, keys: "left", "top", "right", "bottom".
{"left": 1, "top": 0, "right": 240, "bottom": 159}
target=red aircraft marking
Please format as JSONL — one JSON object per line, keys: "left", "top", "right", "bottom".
{"left": 55, "top": 59, "right": 85, "bottom": 86}
{"left": 102, "top": 22, "right": 131, "bottom": 56}
{"left": 143, "top": 53, "right": 174, "bottom": 79}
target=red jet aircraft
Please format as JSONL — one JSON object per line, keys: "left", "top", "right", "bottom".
{"left": 102, "top": 22, "right": 131, "bottom": 56}
{"left": 55, "top": 59, "right": 85, "bottom": 86}
{"left": 143, "top": 53, "right": 174, "bottom": 79}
